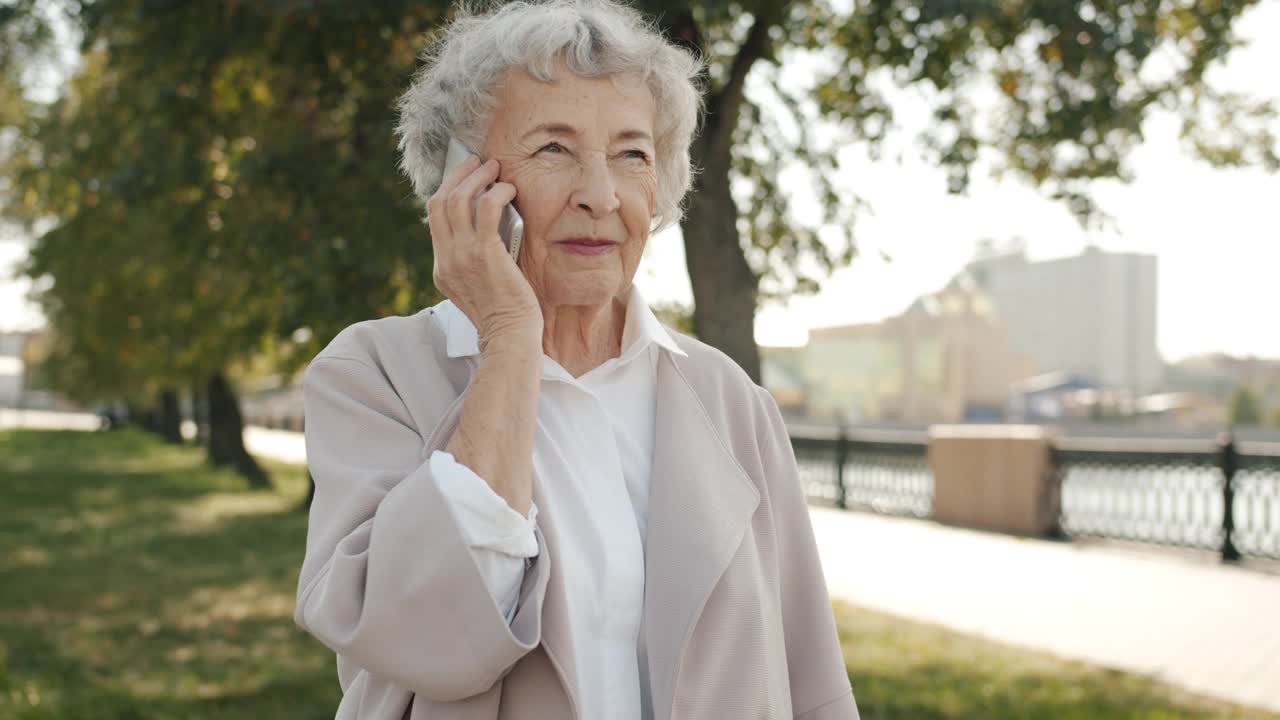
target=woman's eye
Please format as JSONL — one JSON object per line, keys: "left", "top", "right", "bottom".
{"left": 539, "top": 142, "right": 565, "bottom": 154}
{"left": 623, "top": 149, "right": 650, "bottom": 162}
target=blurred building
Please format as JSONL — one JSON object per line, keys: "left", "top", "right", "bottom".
{"left": 1166, "top": 354, "right": 1280, "bottom": 395}
{"left": 777, "top": 277, "right": 1037, "bottom": 423}
{"left": 1133, "top": 392, "right": 1229, "bottom": 430}
{"left": 1008, "top": 370, "right": 1229, "bottom": 430}
{"left": 759, "top": 346, "right": 807, "bottom": 418}
{"left": 1006, "top": 371, "right": 1097, "bottom": 422}
{"left": 239, "top": 382, "right": 306, "bottom": 430}
{"left": 965, "top": 244, "right": 1163, "bottom": 395}
{"left": 1165, "top": 353, "right": 1280, "bottom": 424}
{"left": 0, "top": 331, "right": 28, "bottom": 407}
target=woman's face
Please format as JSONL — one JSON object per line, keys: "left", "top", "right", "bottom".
{"left": 483, "top": 60, "right": 657, "bottom": 310}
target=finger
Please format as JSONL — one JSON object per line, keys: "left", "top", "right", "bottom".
{"left": 441, "top": 153, "right": 482, "bottom": 196}
{"left": 475, "top": 182, "right": 519, "bottom": 244}
{"left": 447, "top": 158, "right": 501, "bottom": 235}
{"left": 426, "top": 203, "right": 450, "bottom": 254}
{"left": 429, "top": 154, "right": 481, "bottom": 238}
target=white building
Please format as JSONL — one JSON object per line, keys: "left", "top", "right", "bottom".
{"left": 965, "top": 245, "right": 1163, "bottom": 394}
{"left": 0, "top": 332, "right": 26, "bottom": 407}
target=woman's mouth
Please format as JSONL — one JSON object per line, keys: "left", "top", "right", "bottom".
{"left": 557, "top": 238, "right": 618, "bottom": 256}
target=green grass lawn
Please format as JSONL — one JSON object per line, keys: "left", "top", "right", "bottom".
{"left": 1, "top": 428, "right": 1275, "bottom": 720}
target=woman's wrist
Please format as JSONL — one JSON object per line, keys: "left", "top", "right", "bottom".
{"left": 479, "top": 327, "right": 543, "bottom": 361}
{"left": 449, "top": 329, "right": 541, "bottom": 517}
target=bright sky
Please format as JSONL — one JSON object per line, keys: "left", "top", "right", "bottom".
{"left": 4, "top": 2, "right": 1279, "bottom": 365}
{"left": 0, "top": 234, "right": 40, "bottom": 332}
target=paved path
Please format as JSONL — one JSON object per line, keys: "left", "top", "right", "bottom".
{"left": 0, "top": 411, "right": 306, "bottom": 462}
{"left": 243, "top": 425, "right": 307, "bottom": 465}
{"left": 810, "top": 507, "right": 1280, "bottom": 714}
{"left": 6, "top": 413, "right": 1278, "bottom": 713}
{"left": 0, "top": 408, "right": 102, "bottom": 431}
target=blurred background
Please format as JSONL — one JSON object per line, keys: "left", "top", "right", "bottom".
{"left": 2, "top": 0, "right": 1279, "bottom": 718}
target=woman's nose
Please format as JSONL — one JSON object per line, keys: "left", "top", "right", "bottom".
{"left": 569, "top": 155, "right": 620, "bottom": 218}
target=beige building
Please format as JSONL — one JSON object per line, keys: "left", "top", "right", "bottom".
{"left": 787, "top": 278, "right": 1037, "bottom": 424}
{"left": 1134, "top": 392, "right": 1229, "bottom": 430}
{"left": 759, "top": 346, "right": 807, "bottom": 418}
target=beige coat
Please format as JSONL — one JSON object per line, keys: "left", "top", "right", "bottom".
{"left": 296, "top": 305, "right": 859, "bottom": 719}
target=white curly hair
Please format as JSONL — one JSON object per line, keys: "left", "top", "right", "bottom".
{"left": 395, "top": 0, "right": 705, "bottom": 233}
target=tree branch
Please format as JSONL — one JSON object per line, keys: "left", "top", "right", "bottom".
{"left": 704, "top": 10, "right": 778, "bottom": 171}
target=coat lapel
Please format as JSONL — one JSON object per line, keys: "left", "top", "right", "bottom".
{"left": 643, "top": 352, "right": 761, "bottom": 719}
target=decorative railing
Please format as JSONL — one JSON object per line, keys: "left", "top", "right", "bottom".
{"left": 1225, "top": 439, "right": 1280, "bottom": 560}
{"left": 790, "top": 426, "right": 931, "bottom": 518}
{"left": 789, "top": 426, "right": 1280, "bottom": 563}
{"left": 1052, "top": 437, "right": 1225, "bottom": 553}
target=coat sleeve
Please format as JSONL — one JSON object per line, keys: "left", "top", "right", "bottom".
{"left": 295, "top": 354, "right": 550, "bottom": 702}
{"left": 754, "top": 386, "right": 861, "bottom": 720}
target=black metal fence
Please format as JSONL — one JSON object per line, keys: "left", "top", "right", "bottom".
{"left": 790, "top": 425, "right": 931, "bottom": 518}
{"left": 1224, "top": 439, "right": 1280, "bottom": 560}
{"left": 789, "top": 426, "right": 1280, "bottom": 563}
{"left": 1054, "top": 437, "right": 1225, "bottom": 553}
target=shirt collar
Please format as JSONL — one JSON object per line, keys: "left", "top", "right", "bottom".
{"left": 618, "top": 283, "right": 688, "bottom": 362}
{"left": 432, "top": 284, "right": 688, "bottom": 362}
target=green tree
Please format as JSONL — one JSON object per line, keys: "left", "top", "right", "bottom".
{"left": 3, "top": 1, "right": 448, "bottom": 483}
{"left": 1229, "top": 385, "right": 1262, "bottom": 426}
{"left": 6, "top": 0, "right": 1277, "bottom": 408}
{"left": 0, "top": 0, "right": 56, "bottom": 126}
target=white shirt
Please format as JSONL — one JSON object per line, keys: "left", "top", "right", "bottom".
{"left": 427, "top": 285, "right": 687, "bottom": 720}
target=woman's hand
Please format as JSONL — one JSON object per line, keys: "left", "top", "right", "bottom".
{"left": 428, "top": 155, "right": 542, "bottom": 351}
{"left": 431, "top": 155, "right": 541, "bottom": 515}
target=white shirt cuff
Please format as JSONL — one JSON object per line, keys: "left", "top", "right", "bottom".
{"left": 429, "top": 450, "right": 539, "bottom": 557}
{"left": 430, "top": 450, "right": 539, "bottom": 623}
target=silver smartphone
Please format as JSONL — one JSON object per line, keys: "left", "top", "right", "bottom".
{"left": 443, "top": 138, "right": 523, "bottom": 263}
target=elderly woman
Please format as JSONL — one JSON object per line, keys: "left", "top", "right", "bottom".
{"left": 295, "top": 1, "right": 858, "bottom": 718}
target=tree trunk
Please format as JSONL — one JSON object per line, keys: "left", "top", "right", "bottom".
{"left": 661, "top": 8, "right": 774, "bottom": 385}
{"left": 127, "top": 399, "right": 159, "bottom": 434}
{"left": 207, "top": 371, "right": 269, "bottom": 488}
{"left": 207, "top": 375, "right": 235, "bottom": 467}
{"left": 157, "top": 386, "right": 183, "bottom": 444}
{"left": 680, "top": 143, "right": 762, "bottom": 383}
